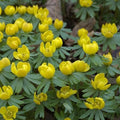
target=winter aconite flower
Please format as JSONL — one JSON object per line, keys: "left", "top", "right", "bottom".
{"left": 116, "top": 76, "right": 120, "bottom": 85}
{"left": 83, "top": 41, "right": 99, "bottom": 55}
{"left": 4, "top": 5, "right": 16, "bottom": 15}
{"left": 91, "top": 73, "right": 111, "bottom": 90}
{"left": 38, "top": 23, "right": 49, "bottom": 33}
{"left": 77, "top": 28, "right": 88, "bottom": 37}
{"left": 85, "top": 97, "right": 105, "bottom": 109}
{"left": 14, "top": 18, "right": 25, "bottom": 29}
{"left": 0, "top": 57, "right": 10, "bottom": 72}
{"left": 101, "top": 23, "right": 117, "bottom": 38}
{"left": 78, "top": 35, "right": 91, "bottom": 47}
{"left": 38, "top": 63, "right": 55, "bottom": 79}
{"left": 59, "top": 61, "right": 74, "bottom": 75}
{"left": 52, "top": 37, "right": 63, "bottom": 48}
{"left": 13, "top": 45, "right": 30, "bottom": 61}
{"left": 57, "top": 86, "right": 77, "bottom": 99}
{"left": 41, "top": 30, "right": 54, "bottom": 42}
{"left": 0, "top": 31, "right": 3, "bottom": 42}
{"left": 103, "top": 52, "right": 113, "bottom": 66}
{"left": 5, "top": 24, "right": 18, "bottom": 36}
{"left": 7, "top": 36, "right": 21, "bottom": 49}
{"left": 0, "top": 22, "right": 5, "bottom": 31}
{"left": 34, "top": 92, "right": 47, "bottom": 105}
{"left": 0, "top": 7, "right": 2, "bottom": 15}
{"left": 11, "top": 62, "right": 31, "bottom": 77}
{"left": 79, "top": 0, "right": 93, "bottom": 7}
{"left": 64, "top": 117, "right": 71, "bottom": 120}
{"left": 0, "top": 105, "right": 18, "bottom": 120}
{"left": 22, "top": 22, "right": 33, "bottom": 33}
{"left": 0, "top": 86, "right": 13, "bottom": 100}
{"left": 16, "top": 5, "right": 27, "bottom": 15}
{"left": 73, "top": 60, "right": 90, "bottom": 72}
{"left": 40, "top": 42, "right": 56, "bottom": 57}
{"left": 54, "top": 19, "right": 63, "bottom": 30}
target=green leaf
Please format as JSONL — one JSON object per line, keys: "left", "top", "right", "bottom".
{"left": 79, "top": 110, "right": 93, "bottom": 119}
{"left": 23, "top": 103, "right": 36, "bottom": 112}
{"left": 98, "top": 110, "right": 105, "bottom": 120}
{"left": 53, "top": 77, "right": 66, "bottom": 87}
{"left": 63, "top": 101, "right": 73, "bottom": 113}
{"left": 42, "top": 81, "right": 51, "bottom": 93}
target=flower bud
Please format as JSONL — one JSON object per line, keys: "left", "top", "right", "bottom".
{"left": 83, "top": 41, "right": 99, "bottom": 55}
{"left": 0, "top": 7, "right": 2, "bottom": 15}
{"left": 0, "top": 85, "right": 13, "bottom": 100}
{"left": 38, "top": 63, "right": 55, "bottom": 79}
{"left": 4, "top": 5, "right": 16, "bottom": 15}
{"left": 17, "top": 5, "right": 26, "bottom": 14}
{"left": 41, "top": 30, "right": 54, "bottom": 42}
{"left": 52, "top": 37, "right": 63, "bottom": 48}
{"left": 116, "top": 76, "right": 120, "bottom": 85}
{"left": 0, "top": 32, "right": 3, "bottom": 42}
{"left": 101, "top": 23, "right": 117, "bottom": 38}
{"left": 78, "top": 28, "right": 88, "bottom": 37}
{"left": 11, "top": 62, "right": 31, "bottom": 77}
{"left": 73, "top": 60, "right": 90, "bottom": 72}
{"left": 22, "top": 22, "right": 33, "bottom": 33}
{"left": 103, "top": 52, "right": 112, "bottom": 66}
{"left": 0, "top": 22, "right": 5, "bottom": 31}
{"left": 54, "top": 19, "right": 63, "bottom": 30}
{"left": 78, "top": 35, "right": 90, "bottom": 47}
{"left": 38, "top": 23, "right": 49, "bottom": 33}
{"left": 79, "top": 0, "right": 93, "bottom": 7}
{"left": 7, "top": 36, "right": 21, "bottom": 49}
{"left": 5, "top": 24, "right": 18, "bottom": 36}
{"left": 14, "top": 18, "right": 25, "bottom": 29}
{"left": 59, "top": 61, "right": 74, "bottom": 75}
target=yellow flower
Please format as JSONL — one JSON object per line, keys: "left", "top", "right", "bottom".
{"left": 78, "top": 28, "right": 88, "bottom": 37}
{"left": 13, "top": 45, "right": 30, "bottom": 61}
{"left": 16, "top": 5, "right": 27, "bottom": 14}
{"left": 11, "top": 62, "right": 31, "bottom": 77}
{"left": 0, "top": 57, "right": 10, "bottom": 72}
{"left": 38, "top": 23, "right": 49, "bottom": 33}
{"left": 57, "top": 86, "right": 77, "bottom": 99}
{"left": 103, "top": 52, "right": 112, "bottom": 66}
{"left": 38, "top": 63, "right": 55, "bottom": 79}
{"left": 5, "top": 24, "right": 18, "bottom": 36}
{"left": 0, "top": 31, "right": 3, "bottom": 42}
{"left": 83, "top": 41, "right": 99, "bottom": 55}
{"left": 64, "top": 117, "right": 71, "bottom": 120}
{"left": 27, "top": 6, "right": 34, "bottom": 14}
{"left": 101, "top": 23, "right": 117, "bottom": 38}
{"left": 14, "top": 18, "right": 25, "bottom": 29}
{"left": 116, "top": 76, "right": 120, "bottom": 85}
{"left": 85, "top": 97, "right": 105, "bottom": 109}
{"left": 52, "top": 37, "right": 63, "bottom": 48}
{"left": 54, "top": 19, "right": 63, "bottom": 30}
{"left": 0, "top": 7, "right": 2, "bottom": 15}
{"left": 7, "top": 36, "right": 21, "bottom": 49}
{"left": 78, "top": 35, "right": 91, "bottom": 47}
{"left": 33, "top": 5, "right": 38, "bottom": 14}
{"left": 42, "top": 17, "right": 52, "bottom": 25}
{"left": 35, "top": 7, "right": 49, "bottom": 21}
{"left": 0, "top": 22, "right": 5, "bottom": 31}
{"left": 0, "top": 105, "right": 18, "bottom": 120}
{"left": 41, "top": 30, "right": 54, "bottom": 42}
{"left": 91, "top": 73, "right": 111, "bottom": 90}
{"left": 40, "top": 42, "right": 56, "bottom": 57}
{"left": 73, "top": 60, "right": 90, "bottom": 72}
{"left": 0, "top": 86, "right": 13, "bottom": 100}
{"left": 59, "top": 61, "right": 74, "bottom": 75}
{"left": 22, "top": 22, "right": 33, "bottom": 33}
{"left": 4, "top": 5, "right": 16, "bottom": 15}
{"left": 33, "top": 92, "right": 47, "bottom": 105}
{"left": 79, "top": 0, "right": 93, "bottom": 7}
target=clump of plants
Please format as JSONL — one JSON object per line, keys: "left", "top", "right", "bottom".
{"left": 0, "top": 0, "right": 120, "bottom": 120}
